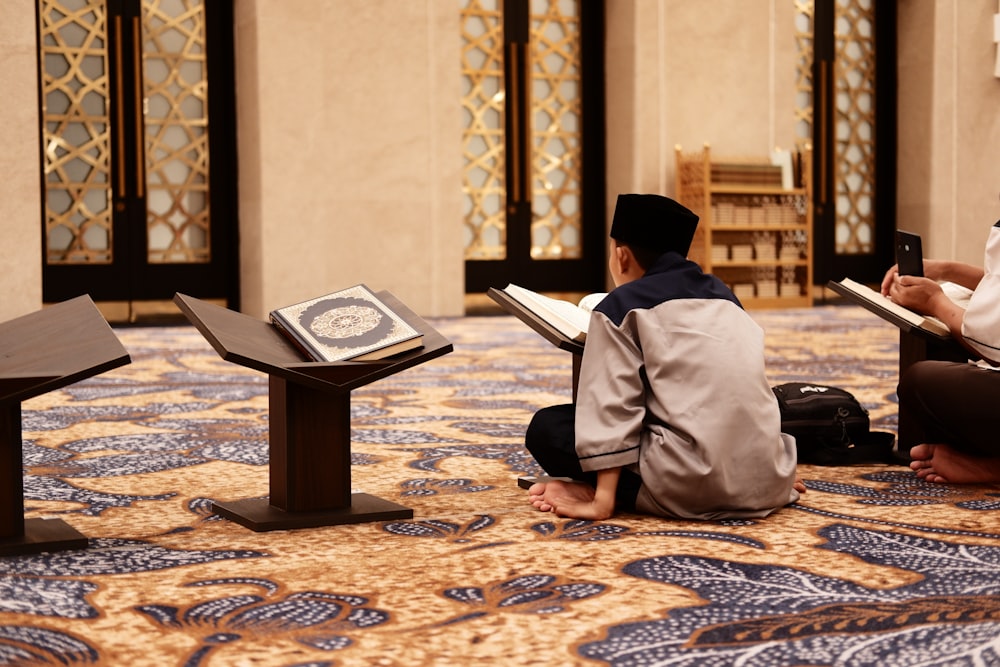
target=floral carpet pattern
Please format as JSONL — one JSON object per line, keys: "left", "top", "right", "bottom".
{"left": 2, "top": 306, "right": 999, "bottom": 666}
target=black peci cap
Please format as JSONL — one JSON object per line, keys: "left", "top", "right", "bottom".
{"left": 609, "top": 194, "right": 699, "bottom": 256}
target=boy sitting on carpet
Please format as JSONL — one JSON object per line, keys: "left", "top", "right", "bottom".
{"left": 525, "top": 194, "right": 804, "bottom": 520}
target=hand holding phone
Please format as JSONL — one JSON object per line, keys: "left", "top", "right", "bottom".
{"left": 895, "top": 230, "right": 923, "bottom": 277}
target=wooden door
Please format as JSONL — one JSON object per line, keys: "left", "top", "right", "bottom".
{"left": 36, "top": 0, "right": 238, "bottom": 319}
{"left": 800, "top": 0, "right": 897, "bottom": 285}
{"left": 461, "top": 0, "right": 606, "bottom": 295}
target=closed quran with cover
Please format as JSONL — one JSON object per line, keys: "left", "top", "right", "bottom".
{"left": 269, "top": 285, "right": 423, "bottom": 362}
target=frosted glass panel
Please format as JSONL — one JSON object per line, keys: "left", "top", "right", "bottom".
{"left": 142, "top": 0, "right": 212, "bottom": 264}
{"left": 528, "top": 0, "right": 582, "bottom": 260}
{"left": 460, "top": 0, "right": 506, "bottom": 260}
{"left": 37, "top": 0, "right": 113, "bottom": 264}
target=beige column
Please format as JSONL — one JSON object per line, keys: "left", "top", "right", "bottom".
{"left": 897, "top": 0, "right": 1000, "bottom": 264}
{"left": 233, "top": 0, "right": 465, "bottom": 318}
{"left": 0, "top": 4, "right": 42, "bottom": 322}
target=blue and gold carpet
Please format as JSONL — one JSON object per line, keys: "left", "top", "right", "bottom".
{"left": 3, "top": 305, "right": 999, "bottom": 665}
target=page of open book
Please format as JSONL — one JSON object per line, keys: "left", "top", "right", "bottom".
{"left": 577, "top": 292, "right": 608, "bottom": 312}
{"left": 840, "top": 277, "right": 951, "bottom": 336}
{"left": 503, "top": 284, "right": 599, "bottom": 341}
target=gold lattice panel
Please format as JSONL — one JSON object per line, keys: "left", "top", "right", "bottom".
{"left": 528, "top": 0, "right": 582, "bottom": 260}
{"left": 833, "top": 0, "right": 876, "bottom": 255}
{"left": 794, "top": 0, "right": 876, "bottom": 257}
{"left": 38, "top": 0, "right": 113, "bottom": 265}
{"left": 793, "top": 0, "right": 814, "bottom": 148}
{"left": 461, "top": 0, "right": 506, "bottom": 260}
{"left": 142, "top": 0, "right": 211, "bottom": 264}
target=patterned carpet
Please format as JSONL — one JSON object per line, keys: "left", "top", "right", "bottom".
{"left": 3, "top": 305, "right": 999, "bottom": 666}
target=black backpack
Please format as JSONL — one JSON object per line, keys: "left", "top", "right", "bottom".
{"left": 771, "top": 382, "right": 897, "bottom": 465}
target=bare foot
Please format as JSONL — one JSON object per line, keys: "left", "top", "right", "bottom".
{"left": 909, "top": 443, "right": 1000, "bottom": 484}
{"left": 527, "top": 480, "right": 613, "bottom": 520}
{"left": 527, "top": 482, "right": 556, "bottom": 512}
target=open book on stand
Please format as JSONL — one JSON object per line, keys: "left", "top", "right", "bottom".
{"left": 827, "top": 277, "right": 954, "bottom": 338}
{"left": 488, "top": 283, "right": 607, "bottom": 345}
{"left": 270, "top": 285, "right": 423, "bottom": 362}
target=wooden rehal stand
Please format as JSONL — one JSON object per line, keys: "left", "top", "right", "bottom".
{"left": 487, "top": 287, "right": 584, "bottom": 490}
{"left": 174, "top": 292, "right": 453, "bottom": 532}
{"left": 827, "top": 280, "right": 970, "bottom": 453}
{"left": 825, "top": 280, "right": 969, "bottom": 377}
{"left": 0, "top": 296, "right": 130, "bottom": 555}
{"left": 486, "top": 287, "right": 585, "bottom": 401}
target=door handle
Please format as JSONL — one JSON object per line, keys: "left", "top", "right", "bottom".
{"left": 114, "top": 16, "right": 127, "bottom": 201}
{"left": 508, "top": 42, "right": 521, "bottom": 209}
{"left": 131, "top": 16, "right": 145, "bottom": 199}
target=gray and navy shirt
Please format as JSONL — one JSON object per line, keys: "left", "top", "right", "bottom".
{"left": 575, "top": 252, "right": 800, "bottom": 519}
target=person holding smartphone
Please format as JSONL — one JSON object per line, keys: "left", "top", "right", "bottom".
{"left": 880, "top": 221, "right": 1000, "bottom": 485}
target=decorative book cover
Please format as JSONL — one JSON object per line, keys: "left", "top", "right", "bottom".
{"left": 269, "top": 285, "right": 423, "bottom": 362}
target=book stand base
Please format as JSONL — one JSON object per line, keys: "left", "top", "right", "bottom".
{"left": 213, "top": 494, "right": 412, "bottom": 533}
{"left": 0, "top": 518, "right": 89, "bottom": 556}
{"left": 174, "top": 293, "right": 452, "bottom": 533}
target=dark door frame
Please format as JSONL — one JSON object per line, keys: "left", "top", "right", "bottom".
{"left": 37, "top": 0, "right": 239, "bottom": 309}
{"left": 812, "top": 0, "right": 896, "bottom": 286}
{"left": 465, "top": 0, "right": 606, "bottom": 295}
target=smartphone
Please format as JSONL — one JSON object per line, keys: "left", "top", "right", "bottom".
{"left": 895, "top": 230, "right": 924, "bottom": 277}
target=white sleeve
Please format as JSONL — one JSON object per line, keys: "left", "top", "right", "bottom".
{"left": 961, "top": 222, "right": 1000, "bottom": 364}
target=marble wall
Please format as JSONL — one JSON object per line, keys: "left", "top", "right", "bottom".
{"left": 897, "top": 0, "right": 1000, "bottom": 262}
{"left": 0, "top": 4, "right": 43, "bottom": 322}
{"left": 233, "top": 0, "right": 465, "bottom": 319}
{"left": 605, "top": 0, "right": 800, "bottom": 214}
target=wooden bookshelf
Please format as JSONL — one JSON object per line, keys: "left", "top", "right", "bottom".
{"left": 676, "top": 144, "right": 814, "bottom": 308}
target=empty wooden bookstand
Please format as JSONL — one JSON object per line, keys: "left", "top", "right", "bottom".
{"left": 0, "top": 296, "right": 130, "bottom": 555}
{"left": 174, "top": 292, "right": 453, "bottom": 532}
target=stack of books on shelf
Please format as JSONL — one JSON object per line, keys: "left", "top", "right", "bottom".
{"left": 713, "top": 203, "right": 735, "bottom": 225}
{"left": 780, "top": 283, "right": 801, "bottom": 298}
{"left": 780, "top": 246, "right": 804, "bottom": 261}
{"left": 753, "top": 240, "right": 777, "bottom": 261}
{"left": 730, "top": 244, "right": 754, "bottom": 261}
{"left": 757, "top": 281, "right": 778, "bottom": 298}
{"left": 710, "top": 162, "right": 783, "bottom": 187}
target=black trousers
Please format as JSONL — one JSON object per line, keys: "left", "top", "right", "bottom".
{"left": 524, "top": 404, "right": 642, "bottom": 511}
{"left": 897, "top": 360, "right": 1000, "bottom": 457}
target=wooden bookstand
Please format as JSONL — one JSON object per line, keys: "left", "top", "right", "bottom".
{"left": 487, "top": 287, "right": 585, "bottom": 401}
{"left": 826, "top": 280, "right": 969, "bottom": 377}
{"left": 173, "top": 292, "right": 453, "bottom": 532}
{"left": 827, "top": 280, "right": 970, "bottom": 454}
{"left": 487, "top": 287, "right": 585, "bottom": 490}
{"left": 0, "top": 296, "right": 130, "bottom": 555}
